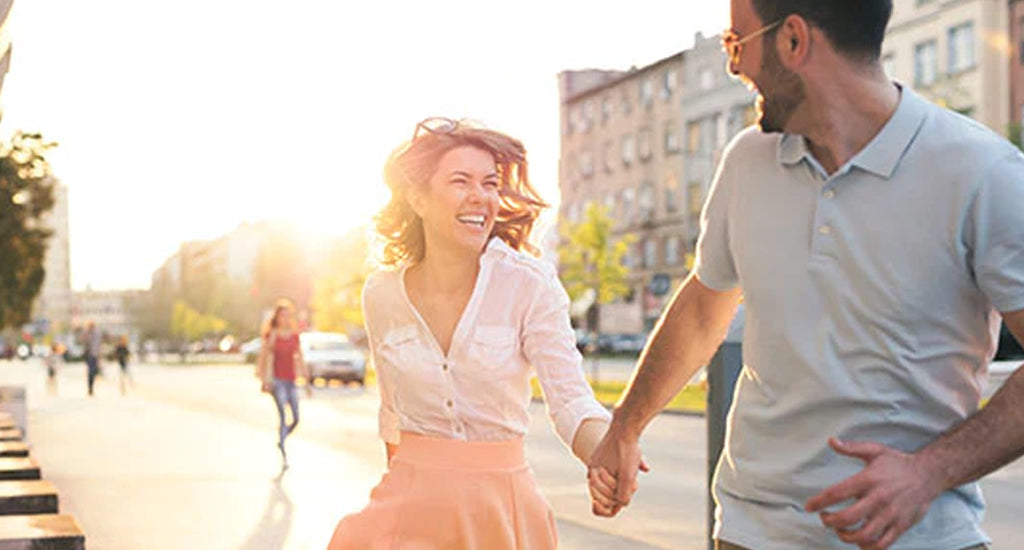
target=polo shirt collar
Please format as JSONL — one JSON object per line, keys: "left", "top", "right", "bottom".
{"left": 776, "top": 84, "right": 929, "bottom": 179}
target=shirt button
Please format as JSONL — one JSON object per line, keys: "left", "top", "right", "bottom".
{"left": 823, "top": 189, "right": 835, "bottom": 199}
{"left": 446, "top": 400, "right": 453, "bottom": 408}
{"left": 819, "top": 225, "right": 832, "bottom": 235}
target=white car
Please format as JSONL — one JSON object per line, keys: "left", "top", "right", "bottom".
{"left": 984, "top": 360, "right": 1021, "bottom": 400}
{"left": 300, "top": 331, "right": 367, "bottom": 385}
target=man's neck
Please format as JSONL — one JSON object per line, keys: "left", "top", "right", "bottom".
{"left": 793, "top": 69, "right": 900, "bottom": 175}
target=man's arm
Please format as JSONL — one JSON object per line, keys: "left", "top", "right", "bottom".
{"left": 807, "top": 308, "right": 1024, "bottom": 549}
{"left": 588, "top": 274, "right": 741, "bottom": 514}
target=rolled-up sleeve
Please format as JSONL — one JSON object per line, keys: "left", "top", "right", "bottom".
{"left": 363, "top": 277, "right": 401, "bottom": 444}
{"left": 521, "top": 266, "right": 611, "bottom": 449}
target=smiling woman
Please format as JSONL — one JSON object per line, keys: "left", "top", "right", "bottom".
{"left": 327, "top": 118, "right": 614, "bottom": 549}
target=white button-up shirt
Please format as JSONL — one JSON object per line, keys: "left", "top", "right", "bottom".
{"left": 362, "top": 238, "right": 611, "bottom": 448}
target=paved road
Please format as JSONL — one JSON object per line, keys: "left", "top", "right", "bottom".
{"left": 3, "top": 358, "right": 1022, "bottom": 549}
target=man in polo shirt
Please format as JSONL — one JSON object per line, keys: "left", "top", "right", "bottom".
{"left": 586, "top": 1, "right": 1024, "bottom": 549}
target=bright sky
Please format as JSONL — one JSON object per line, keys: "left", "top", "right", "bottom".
{"left": 0, "top": 1, "right": 728, "bottom": 291}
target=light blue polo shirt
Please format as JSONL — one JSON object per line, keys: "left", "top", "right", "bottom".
{"left": 695, "top": 87, "right": 1024, "bottom": 550}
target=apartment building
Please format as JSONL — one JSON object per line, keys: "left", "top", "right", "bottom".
{"left": 559, "top": 37, "right": 755, "bottom": 334}
{"left": 883, "top": 0, "right": 1012, "bottom": 132}
{"left": 0, "top": 0, "right": 13, "bottom": 116}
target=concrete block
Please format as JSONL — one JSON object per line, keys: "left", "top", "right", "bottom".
{"left": 0, "top": 389, "right": 25, "bottom": 440}
{"left": 0, "top": 460, "right": 38, "bottom": 482}
{"left": 0, "top": 514, "right": 84, "bottom": 550}
{"left": 0, "top": 432, "right": 20, "bottom": 443}
{"left": 0, "top": 445, "right": 27, "bottom": 459}
{"left": 0, "top": 481, "right": 58, "bottom": 515}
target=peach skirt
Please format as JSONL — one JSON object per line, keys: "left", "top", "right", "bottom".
{"left": 327, "top": 432, "right": 557, "bottom": 550}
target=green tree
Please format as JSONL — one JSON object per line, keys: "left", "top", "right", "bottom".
{"left": 0, "top": 132, "right": 58, "bottom": 330}
{"left": 170, "top": 300, "right": 228, "bottom": 343}
{"left": 1009, "top": 123, "right": 1023, "bottom": 152}
{"left": 557, "top": 202, "right": 635, "bottom": 348}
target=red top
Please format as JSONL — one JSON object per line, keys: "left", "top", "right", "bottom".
{"left": 270, "top": 332, "right": 299, "bottom": 381}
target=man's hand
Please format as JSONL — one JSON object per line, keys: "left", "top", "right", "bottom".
{"left": 806, "top": 438, "right": 945, "bottom": 550}
{"left": 586, "top": 423, "right": 649, "bottom": 517}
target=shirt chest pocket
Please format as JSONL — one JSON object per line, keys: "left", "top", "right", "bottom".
{"left": 377, "top": 325, "right": 422, "bottom": 370}
{"left": 467, "top": 325, "right": 520, "bottom": 369}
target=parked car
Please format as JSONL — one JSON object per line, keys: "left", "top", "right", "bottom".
{"left": 597, "top": 333, "right": 650, "bottom": 354}
{"left": 300, "top": 331, "right": 367, "bottom": 385}
{"left": 240, "top": 337, "right": 262, "bottom": 363}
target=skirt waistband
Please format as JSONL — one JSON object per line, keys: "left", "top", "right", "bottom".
{"left": 395, "top": 432, "right": 525, "bottom": 470}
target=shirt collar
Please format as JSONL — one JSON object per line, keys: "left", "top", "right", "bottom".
{"left": 776, "top": 84, "right": 928, "bottom": 179}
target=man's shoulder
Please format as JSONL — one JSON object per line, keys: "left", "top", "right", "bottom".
{"left": 920, "top": 104, "right": 1021, "bottom": 161}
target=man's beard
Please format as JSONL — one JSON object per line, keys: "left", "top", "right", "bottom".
{"left": 756, "top": 41, "right": 806, "bottom": 133}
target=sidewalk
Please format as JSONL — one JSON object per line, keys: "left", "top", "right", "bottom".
{"left": 1, "top": 359, "right": 674, "bottom": 549}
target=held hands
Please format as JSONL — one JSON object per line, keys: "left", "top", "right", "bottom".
{"left": 586, "top": 426, "right": 650, "bottom": 517}
{"left": 805, "top": 437, "right": 945, "bottom": 550}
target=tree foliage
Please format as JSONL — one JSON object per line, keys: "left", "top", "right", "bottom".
{"left": 557, "top": 203, "right": 635, "bottom": 333}
{"left": 0, "top": 132, "right": 58, "bottom": 330}
{"left": 170, "top": 300, "right": 228, "bottom": 342}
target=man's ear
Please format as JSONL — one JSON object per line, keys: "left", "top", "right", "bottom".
{"left": 777, "top": 14, "right": 812, "bottom": 68}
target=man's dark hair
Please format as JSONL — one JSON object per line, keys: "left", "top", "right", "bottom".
{"left": 751, "top": 0, "right": 892, "bottom": 62}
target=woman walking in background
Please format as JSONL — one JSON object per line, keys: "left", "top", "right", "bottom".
{"left": 328, "top": 118, "right": 630, "bottom": 549}
{"left": 257, "top": 299, "right": 312, "bottom": 470}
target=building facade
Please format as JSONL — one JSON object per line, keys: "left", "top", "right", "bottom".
{"left": 1011, "top": 0, "right": 1024, "bottom": 142}
{"left": 558, "top": 37, "right": 754, "bottom": 334}
{"left": 72, "top": 288, "right": 142, "bottom": 340}
{"left": 883, "top": 0, "right": 1012, "bottom": 132}
{"left": 31, "top": 178, "right": 73, "bottom": 336}
{"left": 0, "top": 0, "right": 13, "bottom": 116}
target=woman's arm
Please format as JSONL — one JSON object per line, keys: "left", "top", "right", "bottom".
{"left": 522, "top": 268, "right": 613, "bottom": 467}
{"left": 571, "top": 418, "right": 611, "bottom": 463}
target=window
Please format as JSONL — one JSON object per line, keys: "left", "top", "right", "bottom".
{"left": 580, "top": 150, "right": 594, "bottom": 178}
{"left": 620, "top": 188, "right": 635, "bottom": 224}
{"left": 661, "top": 68, "right": 678, "bottom": 100}
{"left": 664, "top": 121, "right": 680, "bottom": 153}
{"left": 640, "top": 77, "right": 654, "bottom": 106}
{"left": 699, "top": 67, "right": 715, "bottom": 91}
{"left": 638, "top": 129, "right": 653, "bottom": 161}
{"left": 914, "top": 40, "right": 938, "bottom": 87}
{"left": 622, "top": 134, "right": 635, "bottom": 166}
{"left": 665, "top": 188, "right": 678, "bottom": 214}
{"left": 602, "top": 141, "right": 614, "bottom": 174}
{"left": 643, "top": 239, "right": 658, "bottom": 269}
{"left": 948, "top": 22, "right": 976, "bottom": 74}
{"left": 621, "top": 90, "right": 633, "bottom": 115}
{"left": 581, "top": 100, "right": 595, "bottom": 132}
{"left": 665, "top": 236, "right": 681, "bottom": 266}
{"left": 687, "top": 121, "right": 701, "bottom": 153}
{"left": 687, "top": 182, "right": 704, "bottom": 216}
{"left": 638, "top": 182, "right": 655, "bottom": 220}
{"left": 664, "top": 173, "right": 679, "bottom": 214}
{"left": 602, "top": 96, "right": 613, "bottom": 122}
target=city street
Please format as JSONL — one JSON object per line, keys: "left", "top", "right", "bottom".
{"left": 0, "top": 359, "right": 1021, "bottom": 549}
